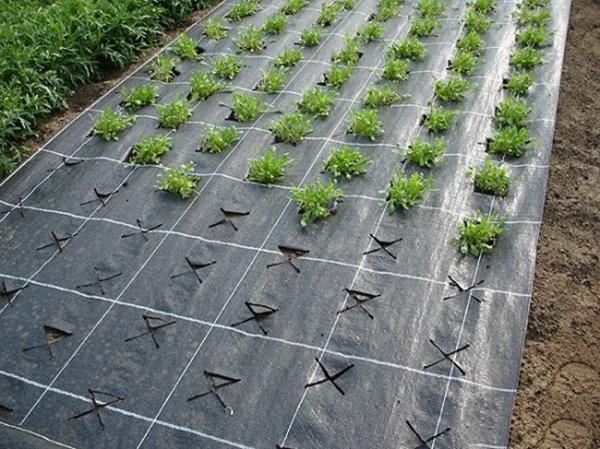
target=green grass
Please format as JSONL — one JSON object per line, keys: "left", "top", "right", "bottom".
{"left": 174, "top": 33, "right": 202, "bottom": 60}
{"left": 434, "top": 77, "right": 471, "bottom": 102}
{"left": 269, "top": 112, "right": 313, "bottom": 144}
{"left": 363, "top": 84, "right": 407, "bottom": 107}
{"left": 517, "top": 26, "right": 552, "bottom": 48}
{"left": 453, "top": 211, "right": 506, "bottom": 257}
{"left": 229, "top": 92, "right": 268, "bottom": 122}
{"left": 384, "top": 171, "right": 433, "bottom": 214}
{"left": 347, "top": 109, "right": 384, "bottom": 141}
{"left": 487, "top": 126, "right": 532, "bottom": 157}
{"left": 382, "top": 58, "right": 411, "bottom": 82}
{"left": 410, "top": 16, "right": 440, "bottom": 37}
{"left": 504, "top": 71, "right": 534, "bottom": 95}
{"left": 150, "top": 55, "right": 178, "bottom": 82}
{"left": 464, "top": 7, "right": 491, "bottom": 33}
{"left": 510, "top": 47, "right": 544, "bottom": 69}
{"left": 189, "top": 71, "right": 226, "bottom": 100}
{"left": 121, "top": 84, "right": 157, "bottom": 111}
{"left": 257, "top": 67, "right": 288, "bottom": 93}
{"left": 466, "top": 157, "right": 510, "bottom": 196}
{"left": 199, "top": 125, "right": 240, "bottom": 153}
{"left": 317, "top": 1, "right": 343, "bottom": 27}
{"left": 203, "top": 18, "right": 228, "bottom": 40}
{"left": 247, "top": 148, "right": 293, "bottom": 184}
{"left": 92, "top": 107, "right": 136, "bottom": 140}
{"left": 404, "top": 137, "right": 445, "bottom": 167}
{"left": 457, "top": 30, "right": 484, "bottom": 52}
{"left": 299, "top": 26, "right": 322, "bottom": 47}
{"left": 130, "top": 133, "right": 171, "bottom": 164}
{"left": 235, "top": 24, "right": 265, "bottom": 52}
{"left": 332, "top": 35, "right": 361, "bottom": 65}
{"left": 415, "top": 0, "right": 446, "bottom": 17}
{"left": 495, "top": 96, "right": 531, "bottom": 128}
{"left": 157, "top": 97, "right": 192, "bottom": 129}
{"left": 226, "top": 0, "right": 259, "bottom": 22}
{"left": 358, "top": 21, "right": 385, "bottom": 43}
{"left": 282, "top": 0, "right": 308, "bottom": 15}
{"left": 213, "top": 54, "right": 242, "bottom": 79}
{"left": 263, "top": 12, "right": 287, "bottom": 35}
{"left": 450, "top": 50, "right": 479, "bottom": 75}
{"left": 424, "top": 105, "right": 455, "bottom": 133}
{"left": 291, "top": 179, "right": 344, "bottom": 227}
{"left": 156, "top": 161, "right": 200, "bottom": 199}
{"left": 324, "top": 64, "right": 353, "bottom": 88}
{"left": 274, "top": 48, "right": 303, "bottom": 67}
{"left": 387, "top": 38, "right": 427, "bottom": 61}
{"left": 298, "top": 87, "right": 337, "bottom": 118}
{"left": 323, "top": 146, "right": 371, "bottom": 179}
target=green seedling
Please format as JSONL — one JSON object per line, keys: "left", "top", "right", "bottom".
{"left": 299, "top": 26, "right": 322, "bottom": 47}
{"left": 247, "top": 148, "right": 293, "bottom": 184}
{"left": 235, "top": 25, "right": 265, "bottom": 52}
{"left": 323, "top": 146, "right": 371, "bottom": 179}
{"left": 317, "top": 1, "right": 342, "bottom": 26}
{"left": 204, "top": 18, "right": 228, "bottom": 40}
{"left": 282, "top": 0, "right": 308, "bottom": 15}
{"left": 453, "top": 211, "right": 506, "bottom": 257}
{"left": 503, "top": 71, "right": 534, "bottom": 95}
{"left": 384, "top": 171, "right": 433, "bottom": 214}
{"left": 130, "top": 134, "right": 171, "bottom": 164}
{"left": 274, "top": 48, "right": 303, "bottom": 67}
{"left": 157, "top": 162, "right": 200, "bottom": 199}
{"left": 269, "top": 112, "right": 313, "bottom": 144}
{"left": 213, "top": 54, "right": 242, "bottom": 79}
{"left": 257, "top": 67, "right": 288, "bottom": 93}
{"left": 387, "top": 37, "right": 427, "bottom": 61}
{"left": 263, "top": 12, "right": 287, "bottom": 35}
{"left": 291, "top": 179, "right": 343, "bottom": 227}
{"left": 174, "top": 33, "right": 202, "bottom": 60}
{"left": 495, "top": 96, "right": 531, "bottom": 128}
{"left": 229, "top": 92, "right": 268, "bottom": 122}
{"left": 121, "top": 84, "right": 157, "bottom": 111}
{"left": 416, "top": 0, "right": 446, "bottom": 17}
{"left": 382, "top": 58, "right": 410, "bottom": 82}
{"left": 226, "top": 0, "right": 259, "bottom": 21}
{"left": 517, "top": 26, "right": 552, "bottom": 48}
{"left": 472, "top": 0, "right": 496, "bottom": 14}
{"left": 363, "top": 83, "right": 406, "bottom": 107}
{"left": 324, "top": 64, "right": 353, "bottom": 88}
{"left": 457, "top": 30, "right": 484, "bottom": 52}
{"left": 347, "top": 108, "right": 384, "bottom": 141}
{"left": 404, "top": 137, "right": 445, "bottom": 167}
{"left": 523, "top": 0, "right": 551, "bottom": 6}
{"left": 92, "top": 107, "right": 136, "bottom": 140}
{"left": 199, "top": 125, "right": 240, "bottom": 153}
{"left": 358, "top": 21, "right": 385, "bottom": 43}
{"left": 410, "top": 16, "right": 440, "bottom": 37}
{"left": 434, "top": 76, "right": 471, "bottom": 102}
{"left": 298, "top": 87, "right": 337, "bottom": 118}
{"left": 487, "top": 126, "right": 532, "bottom": 157}
{"left": 424, "top": 105, "right": 455, "bottom": 132}
{"left": 464, "top": 8, "right": 491, "bottom": 33}
{"left": 150, "top": 55, "right": 178, "bottom": 82}
{"left": 332, "top": 35, "right": 361, "bottom": 65}
{"left": 516, "top": 6, "right": 551, "bottom": 27}
{"left": 189, "top": 71, "right": 226, "bottom": 100}
{"left": 450, "top": 49, "right": 479, "bottom": 75}
{"left": 157, "top": 97, "right": 192, "bottom": 129}
{"left": 466, "top": 157, "right": 510, "bottom": 196}
{"left": 375, "top": 0, "right": 404, "bottom": 21}
{"left": 510, "top": 47, "right": 543, "bottom": 69}
{"left": 339, "top": 0, "right": 357, "bottom": 9}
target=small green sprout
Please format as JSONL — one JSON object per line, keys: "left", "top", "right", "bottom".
{"left": 472, "top": 0, "right": 496, "bottom": 14}
{"left": 464, "top": 8, "right": 491, "bottom": 33}
{"left": 339, "top": 0, "right": 357, "bottom": 9}
{"left": 517, "top": 26, "right": 552, "bottom": 48}
{"left": 504, "top": 71, "right": 534, "bottom": 95}
{"left": 450, "top": 50, "right": 479, "bottom": 75}
{"left": 298, "top": 87, "right": 337, "bottom": 118}
{"left": 269, "top": 112, "right": 313, "bottom": 144}
{"left": 317, "top": 1, "right": 342, "bottom": 26}
{"left": 299, "top": 26, "right": 322, "bottom": 47}
{"left": 199, "top": 125, "right": 240, "bottom": 153}
{"left": 374, "top": 0, "right": 402, "bottom": 21}
{"left": 226, "top": 0, "right": 259, "bottom": 22}
{"left": 487, "top": 126, "right": 532, "bottom": 157}
{"left": 510, "top": 47, "right": 543, "bottom": 69}
{"left": 516, "top": 6, "right": 551, "bottom": 27}
{"left": 213, "top": 54, "right": 242, "bottom": 79}
{"left": 229, "top": 92, "right": 268, "bottom": 122}
{"left": 282, "top": 0, "right": 308, "bottom": 15}
{"left": 415, "top": 0, "right": 446, "bottom": 17}
{"left": 387, "top": 37, "right": 427, "bottom": 61}
{"left": 332, "top": 35, "right": 361, "bottom": 65}
{"left": 291, "top": 179, "right": 343, "bottom": 227}
{"left": 358, "top": 21, "right": 385, "bottom": 43}
{"left": 174, "top": 33, "right": 202, "bottom": 60}
{"left": 384, "top": 171, "right": 433, "bottom": 214}
{"left": 263, "top": 12, "right": 287, "bottom": 34}
{"left": 410, "top": 16, "right": 440, "bottom": 37}
{"left": 150, "top": 55, "right": 178, "bottom": 82}
{"left": 453, "top": 211, "right": 506, "bottom": 257}
{"left": 157, "top": 162, "right": 200, "bottom": 199}
{"left": 121, "top": 84, "right": 157, "bottom": 111}
{"left": 204, "top": 18, "right": 228, "bottom": 40}
{"left": 363, "top": 83, "right": 406, "bottom": 107}
{"left": 434, "top": 76, "right": 471, "bottom": 102}
{"left": 323, "top": 146, "right": 371, "bottom": 179}
{"left": 92, "top": 107, "right": 136, "bottom": 140}
{"left": 495, "top": 96, "right": 531, "bottom": 128}
{"left": 404, "top": 137, "right": 445, "bottom": 167}
{"left": 257, "top": 67, "right": 288, "bottom": 93}
{"left": 324, "top": 64, "right": 353, "bottom": 88}
{"left": 235, "top": 25, "right": 265, "bottom": 52}
{"left": 382, "top": 58, "right": 410, "bottom": 82}
{"left": 130, "top": 134, "right": 172, "bottom": 164}
{"left": 189, "top": 71, "right": 226, "bottom": 101}
{"left": 157, "top": 97, "right": 192, "bottom": 129}
{"left": 424, "top": 105, "right": 455, "bottom": 133}
{"left": 247, "top": 148, "right": 293, "bottom": 184}
{"left": 466, "top": 157, "right": 510, "bottom": 196}
{"left": 274, "top": 48, "right": 303, "bottom": 67}
{"left": 347, "top": 108, "right": 384, "bottom": 141}
{"left": 457, "top": 30, "right": 484, "bottom": 52}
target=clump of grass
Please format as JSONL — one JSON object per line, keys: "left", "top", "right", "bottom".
{"left": 424, "top": 105, "right": 455, "bottom": 133}
{"left": 130, "top": 134, "right": 171, "bottom": 164}
{"left": 510, "top": 47, "right": 543, "bottom": 69}
{"left": 269, "top": 112, "right": 313, "bottom": 144}
{"left": 121, "top": 84, "right": 157, "bottom": 111}
{"left": 472, "top": 0, "right": 496, "bottom": 14}
{"left": 457, "top": 30, "right": 484, "bottom": 52}
{"left": 189, "top": 71, "right": 226, "bottom": 101}
{"left": 236, "top": 25, "right": 265, "bottom": 52}
{"left": 374, "top": 0, "right": 403, "bottom": 21}
{"left": 298, "top": 87, "right": 337, "bottom": 118}
{"left": 257, "top": 67, "right": 288, "bottom": 93}
{"left": 339, "top": 0, "right": 356, "bottom": 9}
{"left": 324, "top": 64, "right": 353, "bottom": 88}
{"left": 299, "top": 26, "right": 322, "bottom": 47}
{"left": 157, "top": 162, "right": 200, "bottom": 199}
{"left": 464, "top": 8, "right": 491, "bottom": 33}
{"left": 416, "top": 0, "right": 446, "bottom": 17}
{"left": 229, "top": 92, "right": 268, "bottom": 122}
{"left": 174, "top": 33, "right": 202, "bottom": 60}
{"left": 157, "top": 97, "right": 192, "bottom": 129}
{"left": 92, "top": 108, "right": 136, "bottom": 140}
{"left": 487, "top": 126, "right": 532, "bottom": 157}
{"left": 363, "top": 84, "right": 406, "bottom": 107}
{"left": 247, "top": 148, "right": 293, "bottom": 184}
{"left": 332, "top": 35, "right": 361, "bottom": 65}
{"left": 404, "top": 137, "right": 445, "bottom": 167}
{"left": 382, "top": 58, "right": 410, "bottom": 82}
{"left": 213, "top": 54, "right": 242, "bottom": 79}
{"left": 227, "top": 0, "right": 259, "bottom": 22}
{"left": 516, "top": 6, "right": 551, "bottom": 27}
{"left": 282, "top": 0, "right": 308, "bottom": 15}
{"left": 450, "top": 50, "right": 479, "bottom": 75}
{"left": 387, "top": 37, "right": 427, "bottom": 61}
{"left": 291, "top": 179, "right": 343, "bottom": 227}
{"left": 199, "top": 126, "right": 240, "bottom": 153}
{"left": 410, "top": 16, "right": 440, "bottom": 37}
{"left": 317, "top": 1, "right": 342, "bottom": 27}
{"left": 358, "top": 21, "right": 385, "bottom": 43}
{"left": 516, "top": 26, "right": 552, "bottom": 48}
{"left": 453, "top": 211, "right": 506, "bottom": 257}
{"left": 434, "top": 76, "right": 471, "bottom": 102}
{"left": 347, "top": 109, "right": 384, "bottom": 141}
{"left": 204, "top": 18, "right": 228, "bottom": 40}
{"left": 150, "top": 55, "right": 178, "bottom": 82}
{"left": 274, "top": 48, "right": 303, "bottom": 67}
{"left": 503, "top": 71, "right": 534, "bottom": 95}
{"left": 323, "top": 146, "right": 371, "bottom": 179}
{"left": 466, "top": 157, "right": 510, "bottom": 196}
{"left": 384, "top": 171, "right": 433, "bottom": 214}
{"left": 263, "top": 12, "right": 287, "bottom": 35}
{"left": 495, "top": 96, "right": 531, "bottom": 128}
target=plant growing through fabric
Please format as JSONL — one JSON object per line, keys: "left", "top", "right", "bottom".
{"left": 274, "top": 48, "right": 303, "bottom": 67}
{"left": 472, "top": 0, "right": 497, "bottom": 14}
{"left": 466, "top": 157, "right": 510, "bottom": 197}
{"left": 503, "top": 71, "right": 534, "bottom": 95}
{"left": 453, "top": 211, "right": 506, "bottom": 257}
{"left": 450, "top": 50, "right": 479, "bottom": 75}
{"left": 384, "top": 171, "right": 433, "bottom": 213}
{"left": 199, "top": 125, "right": 240, "bottom": 153}
{"left": 228, "top": 92, "right": 268, "bottom": 122}
{"left": 495, "top": 96, "right": 531, "bottom": 128}
{"left": 516, "top": 6, "right": 551, "bottom": 27}
{"left": 457, "top": 30, "right": 484, "bottom": 52}
{"left": 213, "top": 54, "right": 242, "bottom": 79}
{"left": 282, "top": 0, "right": 308, "bottom": 15}
{"left": 324, "top": 64, "right": 353, "bottom": 88}
{"left": 226, "top": 0, "right": 260, "bottom": 22}
{"left": 410, "top": 16, "right": 440, "bottom": 37}
{"left": 130, "top": 134, "right": 172, "bottom": 164}
{"left": 235, "top": 24, "right": 265, "bottom": 52}
{"left": 269, "top": 112, "right": 313, "bottom": 144}
{"left": 150, "top": 55, "right": 178, "bottom": 82}
{"left": 516, "top": 26, "right": 552, "bottom": 48}
{"left": 510, "top": 47, "right": 543, "bottom": 69}
{"left": 434, "top": 77, "right": 471, "bottom": 102}
{"left": 415, "top": 0, "right": 446, "bottom": 17}
{"left": 257, "top": 67, "right": 288, "bottom": 93}
{"left": 317, "top": 1, "right": 343, "bottom": 27}
{"left": 291, "top": 179, "right": 343, "bottom": 227}
{"left": 374, "top": 0, "right": 404, "bottom": 21}
{"left": 92, "top": 108, "right": 136, "bottom": 141}
{"left": 387, "top": 37, "right": 427, "bottom": 61}
{"left": 339, "top": 0, "right": 357, "bottom": 10}
{"left": 403, "top": 137, "right": 445, "bottom": 167}
{"left": 363, "top": 84, "right": 407, "bottom": 107}
{"left": 487, "top": 126, "right": 532, "bottom": 157}
{"left": 157, "top": 97, "right": 192, "bottom": 129}
{"left": 298, "top": 87, "right": 337, "bottom": 118}
{"left": 247, "top": 148, "right": 293, "bottom": 184}
{"left": 120, "top": 84, "right": 157, "bottom": 111}
{"left": 263, "top": 12, "right": 287, "bottom": 35}
{"left": 204, "top": 18, "right": 228, "bottom": 40}
{"left": 323, "top": 146, "right": 371, "bottom": 179}
{"left": 347, "top": 108, "right": 384, "bottom": 140}
{"left": 189, "top": 71, "right": 227, "bottom": 100}
{"left": 424, "top": 105, "right": 455, "bottom": 133}
{"left": 464, "top": 8, "right": 491, "bottom": 33}
{"left": 357, "top": 21, "right": 384, "bottom": 43}
{"left": 174, "top": 33, "right": 202, "bottom": 60}
{"left": 156, "top": 162, "right": 200, "bottom": 199}
{"left": 382, "top": 58, "right": 410, "bottom": 82}
{"left": 332, "top": 35, "right": 361, "bottom": 65}
{"left": 299, "top": 26, "right": 322, "bottom": 47}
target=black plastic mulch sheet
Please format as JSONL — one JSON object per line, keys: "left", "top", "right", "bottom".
{"left": 0, "top": 0, "right": 570, "bottom": 448}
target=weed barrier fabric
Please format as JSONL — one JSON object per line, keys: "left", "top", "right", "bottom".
{"left": 0, "top": 0, "right": 570, "bottom": 448}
